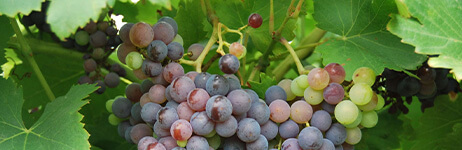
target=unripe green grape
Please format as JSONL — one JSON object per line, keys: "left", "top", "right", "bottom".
{"left": 108, "top": 114, "right": 123, "bottom": 126}
{"left": 278, "top": 79, "right": 296, "bottom": 101}
{"left": 345, "top": 127, "right": 362, "bottom": 145}
{"left": 360, "top": 110, "right": 378, "bottom": 128}
{"left": 75, "top": 30, "right": 90, "bottom": 46}
{"left": 374, "top": 94, "right": 385, "bottom": 110}
{"left": 207, "top": 133, "right": 221, "bottom": 149}
{"left": 304, "top": 87, "right": 324, "bottom": 105}
{"left": 358, "top": 92, "right": 378, "bottom": 111}
{"left": 294, "top": 75, "right": 309, "bottom": 89}
{"left": 290, "top": 80, "right": 305, "bottom": 96}
{"left": 352, "top": 67, "right": 376, "bottom": 86}
{"left": 349, "top": 83, "right": 373, "bottom": 105}
{"left": 125, "top": 52, "right": 143, "bottom": 69}
{"left": 106, "top": 99, "right": 114, "bottom": 113}
{"left": 172, "top": 34, "right": 184, "bottom": 45}
{"left": 177, "top": 140, "right": 187, "bottom": 147}
{"left": 334, "top": 100, "right": 359, "bottom": 125}
{"left": 229, "top": 42, "right": 247, "bottom": 59}
{"left": 92, "top": 48, "right": 105, "bottom": 60}
{"left": 344, "top": 110, "right": 362, "bottom": 128}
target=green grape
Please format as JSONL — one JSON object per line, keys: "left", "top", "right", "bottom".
{"left": 207, "top": 133, "right": 221, "bottom": 149}
{"left": 352, "top": 67, "right": 376, "bottom": 86}
{"left": 177, "top": 140, "right": 188, "bottom": 147}
{"left": 304, "top": 87, "right": 324, "bottom": 105}
{"left": 290, "top": 80, "right": 305, "bottom": 96}
{"left": 358, "top": 92, "right": 378, "bottom": 111}
{"left": 172, "top": 34, "right": 184, "bottom": 45}
{"left": 75, "top": 30, "right": 90, "bottom": 46}
{"left": 349, "top": 83, "right": 373, "bottom": 105}
{"left": 294, "top": 75, "right": 309, "bottom": 89}
{"left": 344, "top": 109, "right": 362, "bottom": 128}
{"left": 125, "top": 51, "right": 143, "bottom": 70}
{"left": 334, "top": 100, "right": 359, "bottom": 125}
{"left": 278, "top": 79, "right": 296, "bottom": 101}
{"left": 106, "top": 99, "right": 114, "bottom": 113}
{"left": 374, "top": 94, "right": 385, "bottom": 110}
{"left": 345, "top": 127, "right": 362, "bottom": 145}
{"left": 204, "top": 130, "right": 216, "bottom": 138}
{"left": 108, "top": 114, "right": 123, "bottom": 126}
{"left": 360, "top": 111, "right": 378, "bottom": 128}
{"left": 92, "top": 47, "right": 105, "bottom": 60}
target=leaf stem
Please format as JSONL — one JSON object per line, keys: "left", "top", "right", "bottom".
{"left": 9, "top": 17, "right": 56, "bottom": 101}
{"left": 280, "top": 38, "right": 306, "bottom": 75}
{"left": 269, "top": 0, "right": 274, "bottom": 33}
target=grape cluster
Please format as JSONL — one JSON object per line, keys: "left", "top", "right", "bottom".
{"left": 381, "top": 64, "right": 460, "bottom": 113}
{"left": 271, "top": 65, "right": 383, "bottom": 150}
{"left": 76, "top": 19, "right": 124, "bottom": 94}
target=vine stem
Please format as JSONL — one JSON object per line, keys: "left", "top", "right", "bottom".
{"left": 280, "top": 38, "right": 306, "bottom": 75}
{"left": 272, "top": 28, "right": 326, "bottom": 80}
{"left": 9, "top": 18, "right": 56, "bottom": 101}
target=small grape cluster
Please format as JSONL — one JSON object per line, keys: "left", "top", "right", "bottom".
{"left": 20, "top": 1, "right": 53, "bottom": 36}
{"left": 268, "top": 65, "right": 383, "bottom": 150}
{"left": 76, "top": 19, "right": 124, "bottom": 94}
{"left": 381, "top": 64, "right": 460, "bottom": 113}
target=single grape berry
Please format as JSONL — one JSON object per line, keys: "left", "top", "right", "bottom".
{"left": 248, "top": 13, "right": 263, "bottom": 28}
{"left": 219, "top": 54, "right": 240, "bottom": 74}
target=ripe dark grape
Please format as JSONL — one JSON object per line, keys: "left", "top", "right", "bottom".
{"left": 97, "top": 21, "right": 109, "bottom": 31}
{"left": 84, "top": 21, "right": 98, "bottom": 34}
{"left": 119, "top": 23, "right": 134, "bottom": 44}
{"left": 141, "top": 102, "right": 162, "bottom": 124}
{"left": 323, "top": 83, "right": 344, "bottom": 105}
{"left": 111, "top": 63, "right": 127, "bottom": 77}
{"left": 326, "top": 123, "right": 347, "bottom": 146}
{"left": 153, "top": 21, "right": 175, "bottom": 44}
{"left": 130, "top": 124, "right": 153, "bottom": 144}
{"left": 125, "top": 83, "right": 143, "bottom": 102}
{"left": 281, "top": 138, "right": 302, "bottom": 150}
{"left": 140, "top": 79, "right": 154, "bottom": 94}
{"left": 219, "top": 54, "right": 240, "bottom": 74}
{"left": 170, "top": 76, "right": 196, "bottom": 103}
{"left": 130, "top": 102, "right": 143, "bottom": 124}
{"left": 205, "top": 75, "right": 230, "bottom": 96}
{"left": 324, "top": 63, "right": 346, "bottom": 83}
{"left": 194, "top": 72, "right": 211, "bottom": 89}
{"left": 138, "top": 136, "right": 157, "bottom": 150}
{"left": 227, "top": 89, "right": 251, "bottom": 116}
{"left": 265, "top": 85, "right": 287, "bottom": 105}
{"left": 142, "top": 60, "right": 162, "bottom": 77}
{"left": 92, "top": 48, "right": 105, "bottom": 60}
{"left": 170, "top": 119, "right": 193, "bottom": 141}
{"left": 112, "top": 97, "right": 132, "bottom": 118}
{"left": 177, "top": 102, "right": 195, "bottom": 121}
{"left": 279, "top": 119, "right": 300, "bottom": 139}
{"left": 310, "top": 110, "right": 332, "bottom": 132}
{"left": 187, "top": 88, "right": 210, "bottom": 111}
{"left": 163, "top": 62, "right": 185, "bottom": 83}
{"left": 260, "top": 120, "right": 278, "bottom": 140}
{"left": 186, "top": 136, "right": 209, "bottom": 150}
{"left": 247, "top": 100, "right": 270, "bottom": 125}
{"left": 156, "top": 106, "right": 179, "bottom": 129}
{"left": 158, "top": 16, "right": 179, "bottom": 35}
{"left": 190, "top": 111, "right": 215, "bottom": 136}
{"left": 104, "top": 72, "right": 120, "bottom": 88}
{"left": 246, "top": 135, "right": 268, "bottom": 150}
{"left": 105, "top": 26, "right": 118, "bottom": 36}
{"left": 298, "top": 127, "right": 323, "bottom": 150}
{"left": 78, "top": 76, "right": 93, "bottom": 84}
{"left": 117, "top": 121, "right": 131, "bottom": 137}
{"left": 117, "top": 43, "right": 136, "bottom": 64}
{"left": 167, "top": 42, "right": 184, "bottom": 60}
{"left": 159, "top": 136, "right": 179, "bottom": 150}
{"left": 206, "top": 95, "right": 233, "bottom": 122}
{"left": 187, "top": 43, "right": 204, "bottom": 60}
{"left": 237, "top": 118, "right": 261, "bottom": 142}
{"left": 83, "top": 58, "right": 97, "bottom": 72}
{"left": 95, "top": 80, "right": 106, "bottom": 94}
{"left": 215, "top": 115, "right": 238, "bottom": 137}
{"left": 397, "top": 76, "right": 421, "bottom": 97}
{"left": 90, "top": 31, "right": 108, "bottom": 48}
{"left": 129, "top": 22, "right": 155, "bottom": 48}
{"left": 248, "top": 13, "right": 263, "bottom": 28}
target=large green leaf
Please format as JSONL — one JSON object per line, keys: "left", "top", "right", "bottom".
{"left": 47, "top": 0, "right": 107, "bottom": 39}
{"left": 113, "top": 1, "right": 161, "bottom": 25}
{"left": 0, "top": 78, "right": 98, "bottom": 149}
{"left": 387, "top": 0, "right": 462, "bottom": 81}
{"left": 174, "top": 0, "right": 208, "bottom": 48}
{"left": 313, "top": 0, "right": 426, "bottom": 80}
{"left": 0, "top": 0, "right": 42, "bottom": 17}
{"left": 407, "top": 95, "right": 462, "bottom": 150}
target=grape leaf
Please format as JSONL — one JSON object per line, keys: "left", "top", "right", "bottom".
{"left": 313, "top": 0, "right": 426, "bottom": 81}
{"left": 407, "top": 95, "right": 462, "bottom": 150}
{"left": 0, "top": 0, "right": 42, "bottom": 17}
{"left": 47, "top": 0, "right": 107, "bottom": 39}
{"left": 114, "top": 1, "right": 161, "bottom": 25}
{"left": 356, "top": 112, "right": 403, "bottom": 150}
{"left": 248, "top": 73, "right": 277, "bottom": 98}
{"left": 148, "top": 0, "right": 172, "bottom": 10}
{"left": 0, "top": 78, "right": 98, "bottom": 149}
{"left": 2, "top": 48, "right": 23, "bottom": 79}
{"left": 387, "top": 0, "right": 462, "bottom": 81}
{"left": 0, "top": 15, "right": 15, "bottom": 76}
{"left": 174, "top": 0, "right": 208, "bottom": 48}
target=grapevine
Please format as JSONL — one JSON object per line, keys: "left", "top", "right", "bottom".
{"left": 0, "top": 0, "right": 461, "bottom": 150}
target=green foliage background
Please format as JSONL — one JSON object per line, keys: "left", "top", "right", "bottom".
{"left": 0, "top": 0, "right": 461, "bottom": 149}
